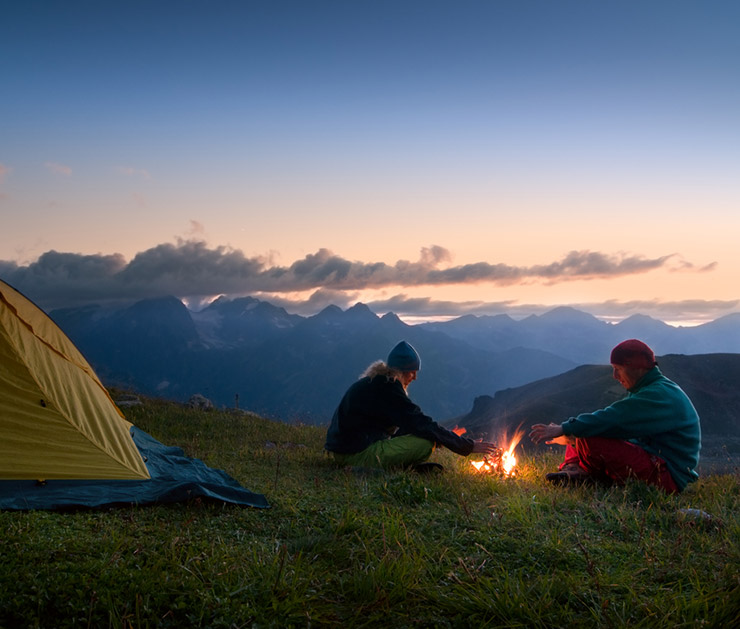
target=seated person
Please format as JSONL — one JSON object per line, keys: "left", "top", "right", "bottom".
{"left": 325, "top": 340, "right": 496, "bottom": 471}
{"left": 529, "top": 339, "right": 701, "bottom": 493}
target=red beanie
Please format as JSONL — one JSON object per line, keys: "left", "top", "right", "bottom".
{"left": 610, "top": 339, "right": 656, "bottom": 369}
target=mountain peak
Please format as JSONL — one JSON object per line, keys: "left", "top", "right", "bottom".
{"left": 345, "top": 302, "right": 378, "bottom": 321}
{"left": 313, "top": 304, "right": 344, "bottom": 320}
{"left": 539, "top": 306, "right": 599, "bottom": 323}
{"left": 347, "top": 302, "right": 372, "bottom": 313}
{"left": 203, "top": 295, "right": 260, "bottom": 315}
{"left": 126, "top": 295, "right": 189, "bottom": 315}
{"left": 620, "top": 313, "right": 661, "bottom": 323}
{"left": 380, "top": 312, "right": 403, "bottom": 323}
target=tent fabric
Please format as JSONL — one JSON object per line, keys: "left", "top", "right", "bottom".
{"left": 0, "top": 426, "right": 269, "bottom": 510}
{"left": 0, "top": 280, "right": 149, "bottom": 479}
{"left": 0, "top": 278, "right": 268, "bottom": 510}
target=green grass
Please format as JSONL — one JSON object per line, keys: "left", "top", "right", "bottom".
{"left": 2, "top": 396, "right": 739, "bottom": 628}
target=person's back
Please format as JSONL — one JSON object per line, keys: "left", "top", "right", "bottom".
{"left": 622, "top": 369, "right": 701, "bottom": 490}
{"left": 325, "top": 374, "right": 407, "bottom": 454}
{"left": 325, "top": 340, "right": 498, "bottom": 470}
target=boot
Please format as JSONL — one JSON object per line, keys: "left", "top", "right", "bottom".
{"left": 412, "top": 462, "right": 445, "bottom": 475}
{"left": 546, "top": 463, "right": 593, "bottom": 486}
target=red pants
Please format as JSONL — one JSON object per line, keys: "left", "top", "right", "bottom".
{"left": 561, "top": 437, "right": 678, "bottom": 493}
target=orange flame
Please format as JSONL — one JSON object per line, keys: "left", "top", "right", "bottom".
{"left": 501, "top": 429, "right": 523, "bottom": 475}
{"left": 470, "top": 429, "right": 524, "bottom": 477}
{"left": 451, "top": 425, "right": 467, "bottom": 436}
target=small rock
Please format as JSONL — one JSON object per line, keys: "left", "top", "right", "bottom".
{"left": 187, "top": 394, "right": 213, "bottom": 411}
{"left": 677, "top": 507, "right": 713, "bottom": 522}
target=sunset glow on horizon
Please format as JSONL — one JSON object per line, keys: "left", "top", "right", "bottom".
{"left": 2, "top": 1, "right": 738, "bottom": 326}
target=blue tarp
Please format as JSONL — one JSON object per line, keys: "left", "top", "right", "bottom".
{"left": 0, "top": 427, "right": 269, "bottom": 510}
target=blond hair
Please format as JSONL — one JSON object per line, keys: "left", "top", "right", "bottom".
{"left": 361, "top": 360, "right": 404, "bottom": 381}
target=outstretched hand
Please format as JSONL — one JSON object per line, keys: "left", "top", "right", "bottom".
{"left": 471, "top": 440, "right": 498, "bottom": 456}
{"left": 529, "top": 423, "right": 569, "bottom": 445}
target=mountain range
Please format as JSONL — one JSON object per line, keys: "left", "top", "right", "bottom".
{"left": 49, "top": 296, "right": 740, "bottom": 430}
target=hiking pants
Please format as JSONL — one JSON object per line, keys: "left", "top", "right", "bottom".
{"left": 331, "top": 435, "right": 434, "bottom": 469}
{"left": 561, "top": 437, "right": 678, "bottom": 493}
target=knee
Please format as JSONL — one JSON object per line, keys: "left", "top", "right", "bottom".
{"left": 394, "top": 435, "right": 433, "bottom": 463}
{"left": 574, "top": 436, "right": 618, "bottom": 467}
{"left": 403, "top": 435, "right": 434, "bottom": 459}
{"left": 576, "top": 436, "right": 617, "bottom": 455}
{"left": 577, "top": 436, "right": 613, "bottom": 448}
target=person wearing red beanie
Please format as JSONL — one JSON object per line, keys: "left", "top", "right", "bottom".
{"left": 529, "top": 339, "right": 701, "bottom": 493}
{"left": 609, "top": 339, "right": 656, "bottom": 371}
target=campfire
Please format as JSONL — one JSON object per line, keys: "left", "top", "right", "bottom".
{"left": 454, "top": 426, "right": 524, "bottom": 477}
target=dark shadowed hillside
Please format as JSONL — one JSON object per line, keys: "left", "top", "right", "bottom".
{"left": 455, "top": 354, "right": 740, "bottom": 463}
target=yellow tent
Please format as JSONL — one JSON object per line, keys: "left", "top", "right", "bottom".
{"left": 0, "top": 279, "right": 149, "bottom": 480}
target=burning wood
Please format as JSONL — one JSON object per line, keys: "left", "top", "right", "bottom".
{"left": 469, "top": 430, "right": 524, "bottom": 477}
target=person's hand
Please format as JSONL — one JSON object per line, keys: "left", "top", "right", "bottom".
{"left": 529, "top": 423, "right": 566, "bottom": 445}
{"left": 545, "top": 434, "right": 574, "bottom": 446}
{"left": 471, "top": 440, "right": 498, "bottom": 456}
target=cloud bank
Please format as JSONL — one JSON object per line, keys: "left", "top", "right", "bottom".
{"left": 0, "top": 240, "right": 730, "bottom": 323}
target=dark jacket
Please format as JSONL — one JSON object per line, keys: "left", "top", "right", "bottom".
{"left": 325, "top": 375, "right": 475, "bottom": 456}
{"left": 561, "top": 366, "right": 701, "bottom": 490}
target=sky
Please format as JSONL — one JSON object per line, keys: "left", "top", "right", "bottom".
{"left": 1, "top": 0, "right": 739, "bottom": 326}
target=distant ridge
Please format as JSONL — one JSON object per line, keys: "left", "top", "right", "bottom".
{"left": 421, "top": 309, "right": 740, "bottom": 363}
{"left": 51, "top": 296, "right": 576, "bottom": 421}
{"left": 49, "top": 296, "right": 740, "bottom": 424}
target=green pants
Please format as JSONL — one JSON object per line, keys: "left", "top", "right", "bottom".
{"left": 332, "top": 435, "right": 434, "bottom": 469}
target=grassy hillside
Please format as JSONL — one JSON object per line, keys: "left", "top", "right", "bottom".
{"left": 1, "top": 396, "right": 738, "bottom": 628}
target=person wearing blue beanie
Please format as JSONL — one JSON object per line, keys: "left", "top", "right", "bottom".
{"left": 325, "top": 340, "right": 497, "bottom": 472}
{"left": 387, "top": 340, "right": 421, "bottom": 372}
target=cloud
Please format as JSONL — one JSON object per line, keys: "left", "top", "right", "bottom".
{"left": 260, "top": 289, "right": 361, "bottom": 314}
{"left": 0, "top": 240, "right": 717, "bottom": 321}
{"left": 590, "top": 298, "right": 740, "bottom": 323}
{"left": 116, "top": 240, "right": 267, "bottom": 298}
{"left": 187, "top": 220, "right": 205, "bottom": 236}
{"left": 2, "top": 250, "right": 127, "bottom": 306}
{"left": 426, "top": 251, "right": 675, "bottom": 286}
{"left": 45, "top": 162, "right": 72, "bottom": 176}
{"left": 237, "top": 291, "right": 740, "bottom": 325}
{"left": 351, "top": 294, "right": 740, "bottom": 325}
{"left": 263, "top": 248, "right": 679, "bottom": 292}
{"left": 364, "top": 294, "right": 515, "bottom": 318}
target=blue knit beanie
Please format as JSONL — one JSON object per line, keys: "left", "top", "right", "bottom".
{"left": 387, "top": 341, "right": 421, "bottom": 371}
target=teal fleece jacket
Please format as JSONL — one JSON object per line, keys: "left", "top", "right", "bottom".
{"left": 561, "top": 366, "right": 701, "bottom": 490}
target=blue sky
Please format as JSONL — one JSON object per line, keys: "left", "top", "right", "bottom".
{"left": 1, "top": 1, "right": 739, "bottom": 325}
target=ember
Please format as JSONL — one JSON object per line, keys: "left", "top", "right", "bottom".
{"left": 470, "top": 430, "right": 524, "bottom": 477}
